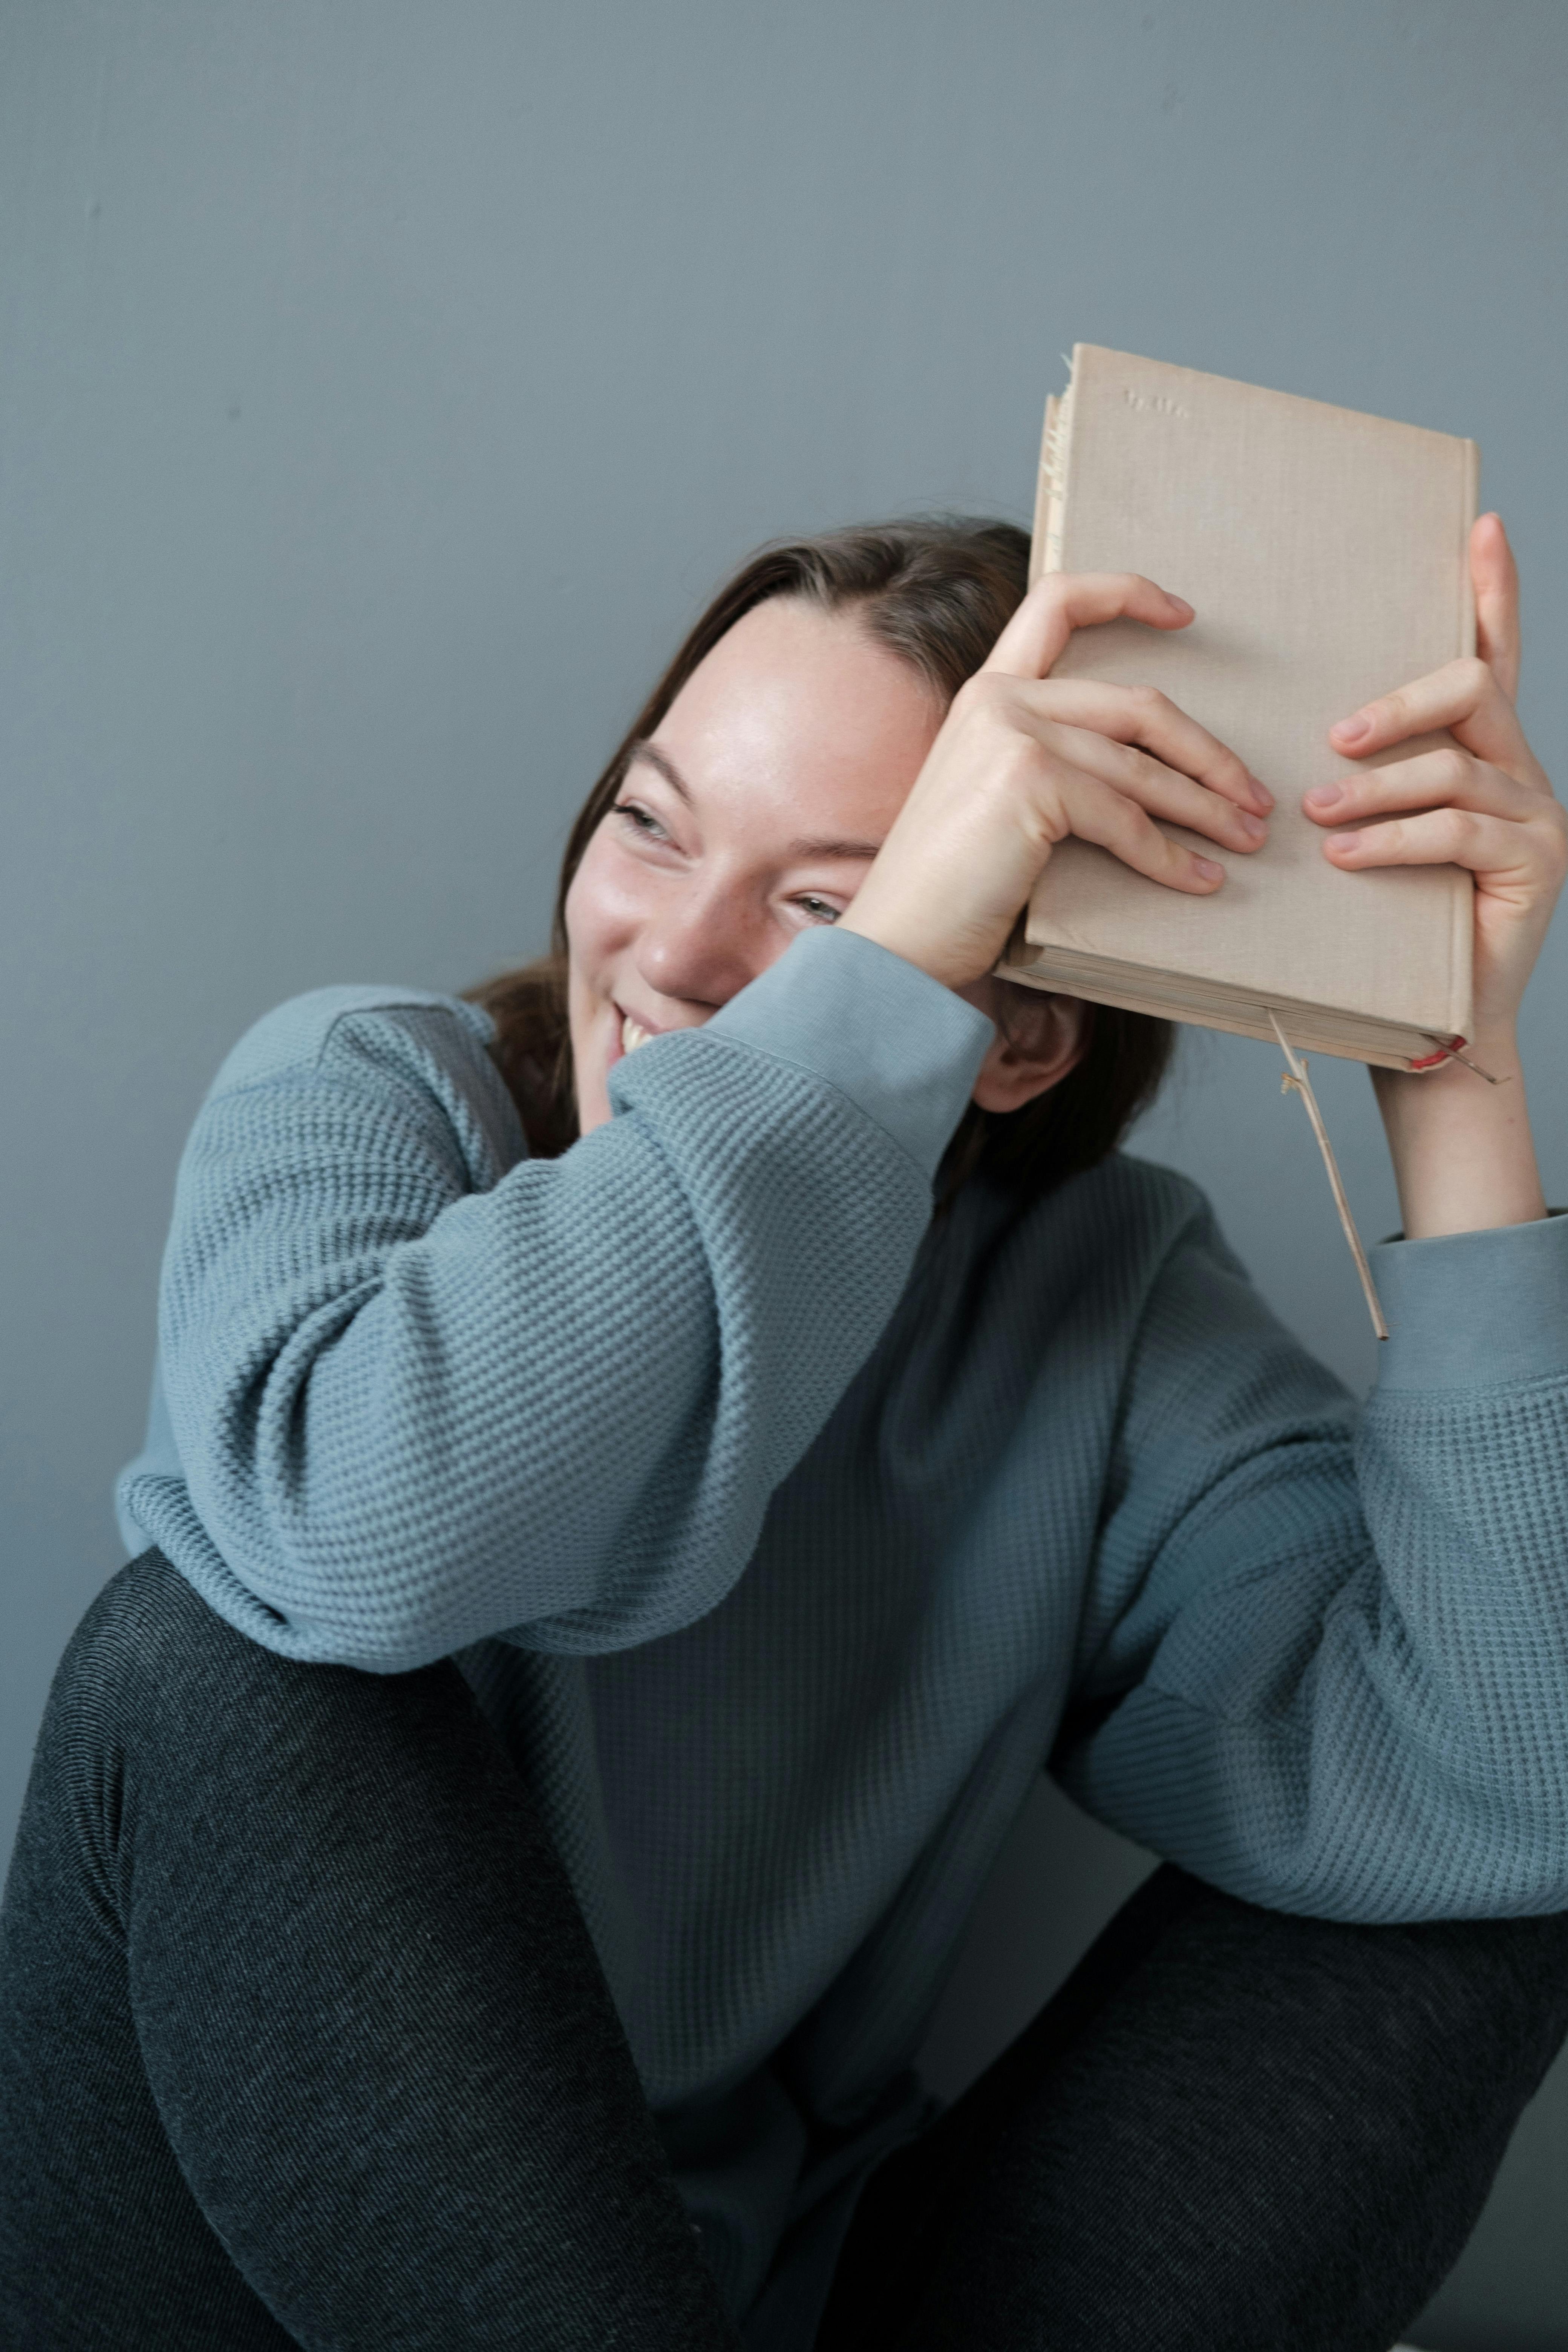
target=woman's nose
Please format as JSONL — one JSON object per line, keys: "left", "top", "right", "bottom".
{"left": 633, "top": 886, "right": 765, "bottom": 1011}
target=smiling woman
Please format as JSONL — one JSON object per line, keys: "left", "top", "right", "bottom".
{"left": 6, "top": 513, "right": 1568, "bottom": 2352}
{"left": 471, "top": 521, "right": 1174, "bottom": 1196}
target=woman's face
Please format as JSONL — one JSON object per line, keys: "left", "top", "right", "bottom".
{"left": 564, "top": 595, "right": 1082, "bottom": 1135}
{"left": 564, "top": 597, "right": 942, "bottom": 1134}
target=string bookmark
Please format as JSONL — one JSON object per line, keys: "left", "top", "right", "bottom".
{"left": 1267, "top": 1011, "right": 1389, "bottom": 1342}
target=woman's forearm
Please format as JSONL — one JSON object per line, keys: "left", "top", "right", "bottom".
{"left": 153, "top": 942, "right": 991, "bottom": 1669}
{"left": 1372, "top": 1026, "right": 1547, "bottom": 1239}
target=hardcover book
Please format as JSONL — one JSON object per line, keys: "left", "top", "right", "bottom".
{"left": 997, "top": 345, "right": 1478, "bottom": 1069}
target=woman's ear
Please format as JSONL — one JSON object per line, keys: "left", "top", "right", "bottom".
{"left": 966, "top": 985, "right": 1088, "bottom": 1115}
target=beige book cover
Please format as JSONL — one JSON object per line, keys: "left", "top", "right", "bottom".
{"left": 998, "top": 345, "right": 1478, "bottom": 1069}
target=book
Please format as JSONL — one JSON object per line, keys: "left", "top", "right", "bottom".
{"left": 996, "top": 345, "right": 1479, "bottom": 1070}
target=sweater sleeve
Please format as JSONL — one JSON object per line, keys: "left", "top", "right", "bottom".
{"left": 1054, "top": 1203, "right": 1568, "bottom": 1922}
{"left": 122, "top": 931, "right": 992, "bottom": 1671}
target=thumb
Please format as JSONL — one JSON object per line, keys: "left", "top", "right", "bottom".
{"left": 1472, "top": 512, "right": 1521, "bottom": 701}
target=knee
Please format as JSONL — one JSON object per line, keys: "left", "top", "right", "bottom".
{"left": 1154, "top": 1883, "right": 1568, "bottom": 2128}
{"left": 60, "top": 1551, "right": 475, "bottom": 1766}
{"left": 57, "top": 1549, "right": 243, "bottom": 1738}
{"left": 6, "top": 1555, "right": 220, "bottom": 1932}
{"left": 1414, "top": 1907, "right": 1568, "bottom": 2086}
{"left": 1300, "top": 1905, "right": 1568, "bottom": 2130}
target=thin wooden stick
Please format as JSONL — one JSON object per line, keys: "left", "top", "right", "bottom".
{"left": 1419, "top": 1035, "right": 1507, "bottom": 1085}
{"left": 1268, "top": 1011, "right": 1389, "bottom": 1342}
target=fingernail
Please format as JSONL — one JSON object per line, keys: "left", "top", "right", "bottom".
{"left": 1332, "top": 713, "right": 1371, "bottom": 744}
{"left": 1249, "top": 776, "right": 1274, "bottom": 811}
{"left": 1237, "top": 811, "right": 1267, "bottom": 842}
{"left": 1305, "top": 781, "right": 1343, "bottom": 810}
{"left": 1194, "top": 855, "right": 1224, "bottom": 881}
{"left": 1167, "top": 595, "right": 1194, "bottom": 617}
{"left": 1329, "top": 830, "right": 1362, "bottom": 853}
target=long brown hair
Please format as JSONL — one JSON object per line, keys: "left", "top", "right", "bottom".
{"left": 468, "top": 518, "right": 1173, "bottom": 1199}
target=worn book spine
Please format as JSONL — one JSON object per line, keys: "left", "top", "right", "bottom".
{"left": 1029, "top": 392, "right": 1064, "bottom": 587}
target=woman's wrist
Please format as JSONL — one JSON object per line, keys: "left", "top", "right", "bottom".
{"left": 1372, "top": 1024, "right": 1548, "bottom": 1240}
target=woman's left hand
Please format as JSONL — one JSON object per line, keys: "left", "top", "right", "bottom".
{"left": 1314, "top": 514, "right": 1567, "bottom": 1239}
{"left": 1303, "top": 513, "right": 1566, "bottom": 1054}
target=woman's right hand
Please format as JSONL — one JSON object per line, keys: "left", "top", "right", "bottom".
{"left": 840, "top": 571, "right": 1272, "bottom": 991}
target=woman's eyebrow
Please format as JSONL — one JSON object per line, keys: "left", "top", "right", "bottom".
{"left": 786, "top": 833, "right": 885, "bottom": 862}
{"left": 625, "top": 741, "right": 691, "bottom": 802}
{"left": 626, "top": 743, "right": 881, "bottom": 862}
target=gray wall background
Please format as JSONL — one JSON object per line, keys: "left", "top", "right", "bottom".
{"left": 3, "top": 3, "right": 1566, "bottom": 2341}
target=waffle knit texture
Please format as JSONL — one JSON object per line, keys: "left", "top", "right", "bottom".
{"left": 118, "top": 925, "right": 1568, "bottom": 2340}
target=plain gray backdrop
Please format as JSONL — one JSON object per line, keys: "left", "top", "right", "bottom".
{"left": 3, "top": 3, "right": 1566, "bottom": 2343}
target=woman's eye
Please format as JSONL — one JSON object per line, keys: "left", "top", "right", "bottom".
{"left": 612, "top": 800, "right": 667, "bottom": 840}
{"left": 795, "top": 895, "right": 841, "bottom": 925}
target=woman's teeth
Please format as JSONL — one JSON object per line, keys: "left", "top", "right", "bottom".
{"left": 620, "top": 1014, "right": 654, "bottom": 1055}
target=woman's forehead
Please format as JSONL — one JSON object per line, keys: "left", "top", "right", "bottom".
{"left": 651, "top": 598, "right": 940, "bottom": 837}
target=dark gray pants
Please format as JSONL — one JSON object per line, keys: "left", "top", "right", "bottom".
{"left": 3, "top": 1552, "right": 1567, "bottom": 2350}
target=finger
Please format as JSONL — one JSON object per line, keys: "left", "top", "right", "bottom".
{"left": 1301, "top": 746, "right": 1539, "bottom": 828}
{"left": 1326, "top": 655, "right": 1533, "bottom": 776}
{"left": 1056, "top": 773, "right": 1226, "bottom": 895}
{"left": 1036, "top": 720, "right": 1269, "bottom": 854}
{"left": 984, "top": 571, "right": 1193, "bottom": 682}
{"left": 1472, "top": 512, "right": 1521, "bottom": 702}
{"left": 1019, "top": 677, "right": 1269, "bottom": 812}
{"left": 1321, "top": 805, "right": 1549, "bottom": 883}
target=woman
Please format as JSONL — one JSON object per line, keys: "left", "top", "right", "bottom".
{"left": 5, "top": 515, "right": 1568, "bottom": 2352}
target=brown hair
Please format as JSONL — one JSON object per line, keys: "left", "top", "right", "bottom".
{"left": 467, "top": 518, "right": 1173, "bottom": 1200}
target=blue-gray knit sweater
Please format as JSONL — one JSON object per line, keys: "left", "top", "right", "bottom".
{"left": 118, "top": 926, "right": 1568, "bottom": 2347}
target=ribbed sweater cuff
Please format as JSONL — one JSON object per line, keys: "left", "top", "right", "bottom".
{"left": 1371, "top": 1210, "right": 1568, "bottom": 1392}
{"left": 698, "top": 929, "right": 995, "bottom": 1180}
